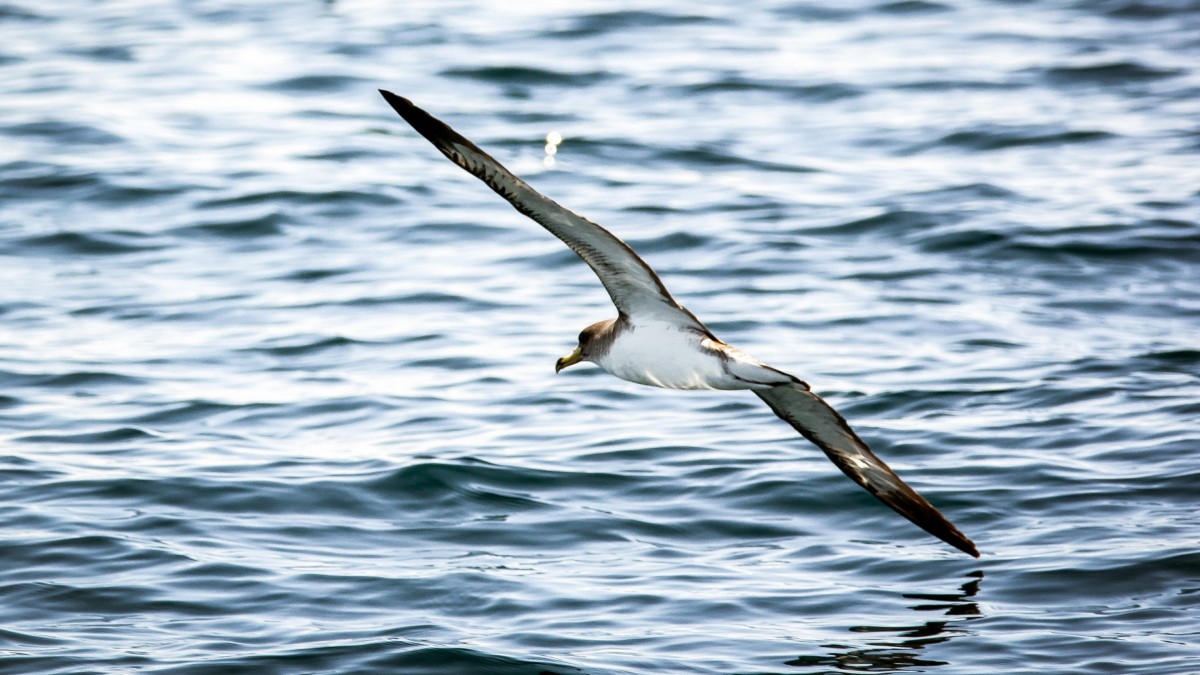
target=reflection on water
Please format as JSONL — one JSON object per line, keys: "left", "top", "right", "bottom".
{"left": 788, "top": 572, "right": 984, "bottom": 672}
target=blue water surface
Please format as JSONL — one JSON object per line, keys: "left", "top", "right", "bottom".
{"left": 2, "top": 1, "right": 1198, "bottom": 673}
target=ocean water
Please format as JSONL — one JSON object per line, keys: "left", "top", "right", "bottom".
{"left": 2, "top": 0, "right": 1199, "bottom": 673}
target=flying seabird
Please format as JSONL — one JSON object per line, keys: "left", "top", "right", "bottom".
{"left": 379, "top": 90, "right": 979, "bottom": 558}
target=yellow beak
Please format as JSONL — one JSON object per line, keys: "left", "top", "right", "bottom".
{"left": 555, "top": 346, "right": 583, "bottom": 373}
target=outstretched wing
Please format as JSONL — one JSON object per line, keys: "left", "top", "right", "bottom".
{"left": 380, "top": 90, "right": 702, "bottom": 327}
{"left": 754, "top": 380, "right": 979, "bottom": 557}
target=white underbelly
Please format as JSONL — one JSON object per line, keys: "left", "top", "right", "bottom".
{"left": 595, "top": 323, "right": 748, "bottom": 390}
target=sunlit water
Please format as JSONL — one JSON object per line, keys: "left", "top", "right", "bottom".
{"left": 2, "top": 1, "right": 1199, "bottom": 673}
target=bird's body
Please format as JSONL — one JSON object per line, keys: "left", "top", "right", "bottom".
{"left": 379, "top": 90, "right": 980, "bottom": 558}
{"left": 590, "top": 318, "right": 789, "bottom": 391}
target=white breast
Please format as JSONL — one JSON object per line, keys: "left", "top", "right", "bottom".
{"left": 593, "top": 321, "right": 771, "bottom": 390}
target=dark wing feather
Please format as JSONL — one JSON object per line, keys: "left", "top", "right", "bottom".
{"left": 380, "top": 90, "right": 700, "bottom": 326}
{"left": 755, "top": 381, "right": 979, "bottom": 557}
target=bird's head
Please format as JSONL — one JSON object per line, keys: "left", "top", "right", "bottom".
{"left": 555, "top": 319, "right": 616, "bottom": 373}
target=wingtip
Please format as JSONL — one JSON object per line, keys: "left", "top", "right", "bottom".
{"left": 911, "top": 517, "right": 979, "bottom": 558}
{"left": 923, "top": 514, "right": 980, "bottom": 558}
{"left": 959, "top": 539, "right": 981, "bottom": 558}
{"left": 378, "top": 89, "right": 412, "bottom": 112}
{"left": 377, "top": 88, "right": 503, "bottom": 178}
{"left": 377, "top": 90, "right": 451, "bottom": 143}
{"left": 939, "top": 524, "right": 980, "bottom": 558}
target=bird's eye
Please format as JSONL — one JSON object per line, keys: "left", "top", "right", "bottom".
{"left": 578, "top": 329, "right": 589, "bottom": 345}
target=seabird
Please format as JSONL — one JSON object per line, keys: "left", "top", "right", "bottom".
{"left": 379, "top": 90, "right": 979, "bottom": 558}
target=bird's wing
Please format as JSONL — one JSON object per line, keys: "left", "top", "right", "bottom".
{"left": 380, "top": 90, "right": 703, "bottom": 327}
{"left": 754, "top": 380, "right": 979, "bottom": 557}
